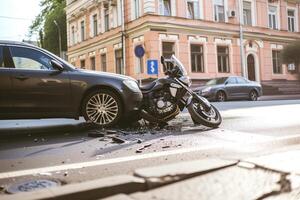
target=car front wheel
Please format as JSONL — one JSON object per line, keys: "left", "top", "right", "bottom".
{"left": 249, "top": 90, "right": 258, "bottom": 101}
{"left": 82, "top": 89, "right": 122, "bottom": 127}
{"left": 216, "top": 91, "right": 226, "bottom": 102}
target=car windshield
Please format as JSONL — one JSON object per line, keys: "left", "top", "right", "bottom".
{"left": 206, "top": 77, "right": 228, "bottom": 86}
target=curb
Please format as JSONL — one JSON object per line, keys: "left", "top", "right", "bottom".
{"left": 0, "top": 175, "right": 146, "bottom": 200}
{"left": 0, "top": 122, "right": 91, "bottom": 138}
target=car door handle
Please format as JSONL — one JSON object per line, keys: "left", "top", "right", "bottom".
{"left": 13, "top": 75, "right": 29, "bottom": 80}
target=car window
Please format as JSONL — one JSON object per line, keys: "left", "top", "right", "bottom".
{"left": 226, "top": 77, "right": 237, "bottom": 84}
{"left": 236, "top": 77, "right": 248, "bottom": 84}
{"left": 9, "top": 46, "right": 53, "bottom": 70}
{"left": 0, "top": 46, "right": 4, "bottom": 68}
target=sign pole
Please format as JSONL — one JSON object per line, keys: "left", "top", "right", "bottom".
{"left": 139, "top": 57, "right": 142, "bottom": 86}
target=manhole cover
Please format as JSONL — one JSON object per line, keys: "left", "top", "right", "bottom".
{"left": 6, "top": 179, "right": 61, "bottom": 194}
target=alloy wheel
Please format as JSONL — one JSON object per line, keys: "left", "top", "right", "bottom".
{"left": 216, "top": 91, "right": 226, "bottom": 102}
{"left": 86, "top": 93, "right": 119, "bottom": 125}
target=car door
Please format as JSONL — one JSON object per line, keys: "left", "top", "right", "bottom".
{"left": 224, "top": 77, "right": 239, "bottom": 99}
{"left": 0, "top": 45, "right": 14, "bottom": 118}
{"left": 8, "top": 45, "right": 72, "bottom": 118}
{"left": 236, "top": 77, "right": 250, "bottom": 98}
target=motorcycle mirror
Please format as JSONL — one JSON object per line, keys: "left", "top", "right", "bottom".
{"left": 161, "top": 56, "right": 165, "bottom": 64}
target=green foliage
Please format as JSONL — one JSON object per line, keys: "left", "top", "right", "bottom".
{"left": 30, "top": 0, "right": 67, "bottom": 55}
{"left": 281, "top": 40, "right": 300, "bottom": 65}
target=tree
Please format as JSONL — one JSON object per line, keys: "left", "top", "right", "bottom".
{"left": 29, "top": 0, "right": 67, "bottom": 56}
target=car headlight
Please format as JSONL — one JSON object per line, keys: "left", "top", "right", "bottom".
{"left": 202, "top": 87, "right": 211, "bottom": 93}
{"left": 123, "top": 79, "right": 140, "bottom": 92}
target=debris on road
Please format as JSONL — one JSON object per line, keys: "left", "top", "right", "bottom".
{"left": 106, "top": 130, "right": 118, "bottom": 135}
{"left": 136, "top": 143, "right": 152, "bottom": 153}
{"left": 137, "top": 139, "right": 143, "bottom": 144}
{"left": 110, "top": 136, "right": 126, "bottom": 144}
{"left": 88, "top": 131, "right": 105, "bottom": 138}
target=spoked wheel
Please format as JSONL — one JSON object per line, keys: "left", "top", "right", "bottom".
{"left": 249, "top": 90, "right": 258, "bottom": 101}
{"left": 82, "top": 90, "right": 122, "bottom": 127}
{"left": 187, "top": 98, "right": 222, "bottom": 128}
{"left": 216, "top": 91, "right": 226, "bottom": 102}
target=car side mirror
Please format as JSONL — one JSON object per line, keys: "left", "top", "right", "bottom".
{"left": 225, "top": 81, "right": 228, "bottom": 85}
{"left": 51, "top": 60, "right": 64, "bottom": 71}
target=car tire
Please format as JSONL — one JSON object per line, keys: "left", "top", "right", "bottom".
{"left": 82, "top": 89, "right": 123, "bottom": 127}
{"left": 216, "top": 91, "right": 226, "bottom": 102}
{"left": 249, "top": 90, "right": 258, "bottom": 101}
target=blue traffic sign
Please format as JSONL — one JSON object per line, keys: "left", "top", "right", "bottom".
{"left": 134, "top": 45, "right": 145, "bottom": 58}
{"left": 147, "top": 60, "right": 158, "bottom": 75}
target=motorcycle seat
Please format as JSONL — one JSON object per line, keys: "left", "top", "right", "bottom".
{"left": 140, "top": 81, "right": 156, "bottom": 91}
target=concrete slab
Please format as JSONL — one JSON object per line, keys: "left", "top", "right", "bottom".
{"left": 246, "top": 150, "right": 300, "bottom": 175}
{"left": 134, "top": 159, "right": 237, "bottom": 188}
{"left": 0, "top": 175, "right": 146, "bottom": 200}
{"left": 131, "top": 166, "right": 282, "bottom": 200}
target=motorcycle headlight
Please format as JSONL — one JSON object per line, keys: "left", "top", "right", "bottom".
{"left": 123, "top": 79, "right": 140, "bottom": 92}
{"left": 202, "top": 87, "right": 211, "bottom": 93}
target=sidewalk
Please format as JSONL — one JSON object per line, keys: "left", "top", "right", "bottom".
{"left": 259, "top": 94, "right": 300, "bottom": 101}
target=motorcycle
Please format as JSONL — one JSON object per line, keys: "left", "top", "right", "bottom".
{"left": 139, "top": 55, "right": 222, "bottom": 128}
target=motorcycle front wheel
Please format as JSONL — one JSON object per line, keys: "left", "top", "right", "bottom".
{"left": 187, "top": 100, "right": 222, "bottom": 128}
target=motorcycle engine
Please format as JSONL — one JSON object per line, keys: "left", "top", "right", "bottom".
{"left": 149, "top": 90, "right": 177, "bottom": 117}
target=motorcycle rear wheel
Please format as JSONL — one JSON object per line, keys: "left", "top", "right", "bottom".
{"left": 187, "top": 101, "right": 222, "bottom": 128}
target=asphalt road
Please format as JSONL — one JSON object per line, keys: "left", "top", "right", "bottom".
{"left": 0, "top": 99, "right": 300, "bottom": 190}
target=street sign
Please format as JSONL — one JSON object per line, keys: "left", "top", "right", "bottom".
{"left": 147, "top": 59, "right": 158, "bottom": 75}
{"left": 134, "top": 45, "right": 145, "bottom": 58}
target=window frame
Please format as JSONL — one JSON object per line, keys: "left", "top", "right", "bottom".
{"left": 268, "top": 5, "right": 279, "bottom": 30}
{"left": 92, "top": 14, "right": 98, "bottom": 37}
{"left": 90, "top": 56, "right": 96, "bottom": 71}
{"left": 213, "top": 0, "right": 226, "bottom": 23}
{"left": 80, "top": 20, "right": 85, "bottom": 42}
{"left": 115, "top": 49, "right": 124, "bottom": 74}
{"left": 287, "top": 8, "right": 297, "bottom": 32}
{"left": 243, "top": 0, "right": 252, "bottom": 26}
{"left": 190, "top": 44, "right": 204, "bottom": 73}
{"left": 104, "top": 8, "right": 110, "bottom": 32}
{"left": 101, "top": 54, "right": 107, "bottom": 72}
{"left": 217, "top": 46, "right": 230, "bottom": 73}
{"left": 272, "top": 50, "right": 282, "bottom": 74}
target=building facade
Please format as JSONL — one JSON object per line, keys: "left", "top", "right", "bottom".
{"left": 66, "top": 0, "right": 300, "bottom": 88}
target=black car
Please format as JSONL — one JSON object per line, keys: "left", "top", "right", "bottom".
{"left": 195, "top": 76, "right": 263, "bottom": 102}
{"left": 0, "top": 41, "right": 143, "bottom": 127}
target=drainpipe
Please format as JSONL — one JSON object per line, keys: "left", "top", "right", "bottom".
{"left": 238, "top": 0, "right": 246, "bottom": 78}
{"left": 121, "top": 0, "right": 126, "bottom": 75}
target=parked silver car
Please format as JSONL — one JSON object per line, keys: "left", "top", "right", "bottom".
{"left": 195, "top": 76, "right": 263, "bottom": 102}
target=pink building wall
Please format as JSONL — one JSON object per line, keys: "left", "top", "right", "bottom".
{"left": 66, "top": 0, "right": 300, "bottom": 85}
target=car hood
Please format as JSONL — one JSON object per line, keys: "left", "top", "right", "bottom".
{"left": 76, "top": 69, "right": 137, "bottom": 82}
